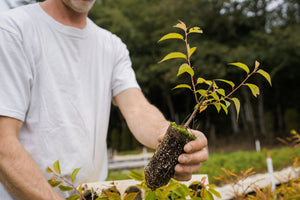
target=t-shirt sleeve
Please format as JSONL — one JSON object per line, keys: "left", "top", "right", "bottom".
{"left": 111, "top": 35, "right": 140, "bottom": 97}
{"left": 0, "top": 28, "right": 32, "bottom": 121}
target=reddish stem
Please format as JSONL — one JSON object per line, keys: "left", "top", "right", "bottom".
{"left": 54, "top": 173, "right": 86, "bottom": 200}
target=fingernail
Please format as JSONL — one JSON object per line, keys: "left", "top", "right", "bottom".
{"left": 175, "top": 165, "right": 181, "bottom": 171}
{"left": 185, "top": 144, "right": 192, "bottom": 152}
{"left": 180, "top": 155, "right": 189, "bottom": 163}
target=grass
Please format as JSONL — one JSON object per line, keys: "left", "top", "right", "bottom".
{"left": 106, "top": 147, "right": 300, "bottom": 185}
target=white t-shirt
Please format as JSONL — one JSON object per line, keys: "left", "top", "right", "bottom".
{"left": 0, "top": 3, "right": 140, "bottom": 199}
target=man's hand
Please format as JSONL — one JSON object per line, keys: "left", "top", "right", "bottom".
{"left": 174, "top": 129, "right": 208, "bottom": 181}
{"left": 0, "top": 116, "right": 64, "bottom": 200}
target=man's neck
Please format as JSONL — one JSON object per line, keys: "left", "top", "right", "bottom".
{"left": 40, "top": 0, "right": 88, "bottom": 29}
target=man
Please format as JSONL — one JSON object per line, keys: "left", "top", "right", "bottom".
{"left": 0, "top": 0, "right": 208, "bottom": 199}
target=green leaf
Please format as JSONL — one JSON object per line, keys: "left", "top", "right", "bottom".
{"left": 128, "top": 170, "right": 144, "bottom": 181}
{"left": 71, "top": 168, "right": 81, "bottom": 182}
{"left": 257, "top": 69, "right": 272, "bottom": 86}
{"left": 173, "top": 84, "right": 191, "bottom": 90}
{"left": 67, "top": 195, "right": 81, "bottom": 200}
{"left": 189, "top": 27, "right": 203, "bottom": 34}
{"left": 231, "top": 98, "right": 240, "bottom": 120}
{"left": 199, "top": 105, "right": 208, "bottom": 113}
{"left": 255, "top": 60, "right": 260, "bottom": 69}
{"left": 220, "top": 103, "right": 228, "bottom": 115}
{"left": 173, "top": 189, "right": 185, "bottom": 198}
{"left": 245, "top": 83, "right": 260, "bottom": 97}
{"left": 159, "top": 52, "right": 187, "bottom": 63}
{"left": 145, "top": 190, "right": 156, "bottom": 200}
{"left": 58, "top": 185, "right": 73, "bottom": 191}
{"left": 214, "top": 79, "right": 235, "bottom": 88}
{"left": 214, "top": 103, "right": 221, "bottom": 113}
{"left": 166, "top": 182, "right": 180, "bottom": 191}
{"left": 158, "top": 33, "right": 184, "bottom": 42}
{"left": 211, "top": 92, "right": 219, "bottom": 101}
{"left": 45, "top": 166, "right": 53, "bottom": 173}
{"left": 48, "top": 179, "right": 62, "bottom": 187}
{"left": 78, "top": 185, "right": 83, "bottom": 194}
{"left": 206, "top": 190, "right": 214, "bottom": 200}
{"left": 217, "top": 89, "right": 225, "bottom": 96}
{"left": 173, "top": 20, "right": 186, "bottom": 31}
{"left": 177, "top": 63, "right": 194, "bottom": 76}
{"left": 208, "top": 188, "right": 221, "bottom": 198}
{"left": 200, "top": 188, "right": 207, "bottom": 198}
{"left": 229, "top": 62, "right": 250, "bottom": 74}
{"left": 225, "top": 100, "right": 231, "bottom": 108}
{"left": 197, "top": 77, "right": 206, "bottom": 84}
{"left": 53, "top": 160, "right": 61, "bottom": 174}
{"left": 189, "top": 47, "right": 197, "bottom": 57}
{"left": 123, "top": 193, "right": 138, "bottom": 200}
{"left": 107, "top": 191, "right": 121, "bottom": 200}
{"left": 197, "top": 78, "right": 211, "bottom": 86}
{"left": 195, "top": 89, "right": 207, "bottom": 96}
{"left": 179, "top": 183, "right": 190, "bottom": 196}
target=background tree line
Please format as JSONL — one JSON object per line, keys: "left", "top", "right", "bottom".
{"left": 88, "top": 0, "right": 300, "bottom": 151}
{"left": 11, "top": 0, "right": 300, "bottom": 151}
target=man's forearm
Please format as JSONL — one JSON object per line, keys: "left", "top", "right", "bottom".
{"left": 0, "top": 135, "right": 64, "bottom": 200}
{"left": 115, "top": 88, "right": 170, "bottom": 149}
{"left": 126, "top": 102, "right": 170, "bottom": 149}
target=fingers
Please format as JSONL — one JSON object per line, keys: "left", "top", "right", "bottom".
{"left": 174, "top": 163, "right": 202, "bottom": 181}
{"left": 178, "top": 148, "right": 208, "bottom": 164}
{"left": 175, "top": 162, "right": 202, "bottom": 174}
{"left": 184, "top": 130, "right": 207, "bottom": 153}
{"left": 173, "top": 129, "right": 208, "bottom": 182}
{"left": 173, "top": 172, "right": 192, "bottom": 182}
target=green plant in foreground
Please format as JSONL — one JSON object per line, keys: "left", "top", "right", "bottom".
{"left": 158, "top": 20, "right": 272, "bottom": 129}
{"left": 128, "top": 170, "right": 221, "bottom": 200}
{"left": 46, "top": 161, "right": 139, "bottom": 200}
{"left": 46, "top": 160, "right": 85, "bottom": 200}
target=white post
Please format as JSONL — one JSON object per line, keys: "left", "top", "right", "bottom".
{"left": 143, "top": 146, "right": 147, "bottom": 167}
{"left": 255, "top": 139, "right": 261, "bottom": 152}
{"left": 266, "top": 153, "right": 276, "bottom": 192}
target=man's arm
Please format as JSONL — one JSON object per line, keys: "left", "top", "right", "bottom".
{"left": 114, "top": 88, "right": 208, "bottom": 181}
{"left": 0, "top": 116, "right": 64, "bottom": 200}
{"left": 114, "top": 88, "right": 169, "bottom": 149}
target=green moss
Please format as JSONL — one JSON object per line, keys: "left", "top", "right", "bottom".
{"left": 170, "top": 122, "right": 196, "bottom": 140}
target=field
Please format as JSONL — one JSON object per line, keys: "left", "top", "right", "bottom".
{"left": 106, "top": 147, "right": 300, "bottom": 185}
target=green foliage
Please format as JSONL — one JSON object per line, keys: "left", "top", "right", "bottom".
{"left": 46, "top": 161, "right": 85, "bottom": 199}
{"left": 120, "top": 126, "right": 132, "bottom": 151}
{"left": 53, "top": 160, "right": 61, "bottom": 174}
{"left": 107, "top": 147, "right": 300, "bottom": 185}
{"left": 127, "top": 170, "right": 221, "bottom": 200}
{"left": 158, "top": 21, "right": 271, "bottom": 128}
{"left": 110, "top": 128, "right": 121, "bottom": 151}
{"left": 218, "top": 130, "right": 300, "bottom": 200}
{"left": 94, "top": 0, "right": 300, "bottom": 147}
{"left": 284, "top": 109, "right": 300, "bottom": 133}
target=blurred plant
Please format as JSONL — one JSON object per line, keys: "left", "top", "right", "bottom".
{"left": 94, "top": 185, "right": 138, "bottom": 200}
{"left": 214, "top": 167, "right": 257, "bottom": 199}
{"left": 217, "top": 130, "right": 300, "bottom": 200}
{"left": 128, "top": 170, "right": 221, "bottom": 200}
{"left": 46, "top": 160, "right": 85, "bottom": 200}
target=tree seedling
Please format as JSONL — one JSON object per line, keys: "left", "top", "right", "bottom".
{"left": 144, "top": 20, "right": 272, "bottom": 191}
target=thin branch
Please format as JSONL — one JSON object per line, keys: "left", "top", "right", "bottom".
{"left": 183, "top": 83, "right": 213, "bottom": 128}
